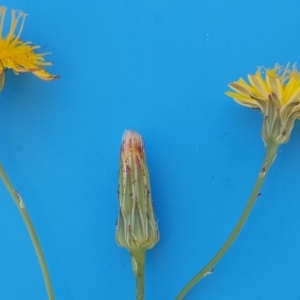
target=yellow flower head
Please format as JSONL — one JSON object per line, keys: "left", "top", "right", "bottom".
{"left": 226, "top": 64, "right": 300, "bottom": 145}
{"left": 0, "top": 7, "right": 58, "bottom": 91}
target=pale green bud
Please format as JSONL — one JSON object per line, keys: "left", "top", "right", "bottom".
{"left": 116, "top": 130, "right": 159, "bottom": 251}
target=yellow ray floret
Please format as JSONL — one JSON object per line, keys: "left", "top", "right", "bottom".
{"left": 226, "top": 64, "right": 300, "bottom": 113}
{"left": 226, "top": 63, "right": 300, "bottom": 145}
{"left": 0, "top": 7, "right": 58, "bottom": 91}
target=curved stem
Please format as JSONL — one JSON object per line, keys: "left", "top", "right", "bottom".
{"left": 0, "top": 162, "right": 54, "bottom": 300}
{"left": 131, "top": 249, "right": 146, "bottom": 300}
{"left": 175, "top": 142, "right": 279, "bottom": 300}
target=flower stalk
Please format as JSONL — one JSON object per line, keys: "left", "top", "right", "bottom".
{"left": 131, "top": 249, "right": 146, "bottom": 300}
{"left": 0, "top": 161, "right": 54, "bottom": 300}
{"left": 175, "top": 141, "right": 279, "bottom": 299}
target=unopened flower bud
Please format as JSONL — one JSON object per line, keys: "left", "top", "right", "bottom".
{"left": 116, "top": 130, "right": 159, "bottom": 251}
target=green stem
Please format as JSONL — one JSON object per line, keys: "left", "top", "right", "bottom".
{"left": 175, "top": 142, "right": 279, "bottom": 300}
{"left": 0, "top": 162, "right": 54, "bottom": 300}
{"left": 131, "top": 249, "right": 146, "bottom": 300}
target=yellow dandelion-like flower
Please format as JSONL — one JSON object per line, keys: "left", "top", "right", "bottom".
{"left": 0, "top": 7, "right": 58, "bottom": 91}
{"left": 226, "top": 63, "right": 300, "bottom": 145}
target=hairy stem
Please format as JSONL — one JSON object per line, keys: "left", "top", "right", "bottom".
{"left": 175, "top": 142, "right": 279, "bottom": 300}
{"left": 131, "top": 249, "right": 146, "bottom": 300}
{"left": 0, "top": 162, "right": 54, "bottom": 300}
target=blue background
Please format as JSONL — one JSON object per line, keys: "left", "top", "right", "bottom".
{"left": 1, "top": 1, "right": 300, "bottom": 299}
